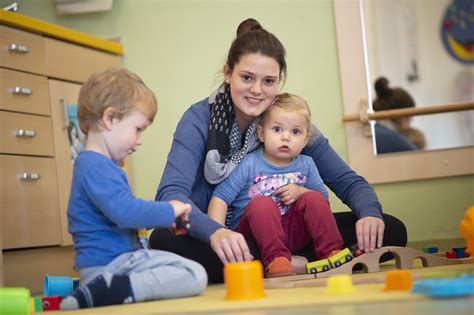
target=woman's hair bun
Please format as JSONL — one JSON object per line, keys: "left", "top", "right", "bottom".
{"left": 374, "top": 76, "right": 392, "bottom": 98}
{"left": 236, "top": 18, "right": 263, "bottom": 37}
{"left": 372, "top": 76, "right": 415, "bottom": 111}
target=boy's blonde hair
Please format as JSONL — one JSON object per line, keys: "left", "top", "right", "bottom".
{"left": 261, "top": 93, "right": 312, "bottom": 135}
{"left": 77, "top": 67, "right": 157, "bottom": 135}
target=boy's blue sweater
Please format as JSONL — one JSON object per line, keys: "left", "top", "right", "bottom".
{"left": 68, "top": 151, "right": 175, "bottom": 268}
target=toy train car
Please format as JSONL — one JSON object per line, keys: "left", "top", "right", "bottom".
{"left": 306, "top": 246, "right": 361, "bottom": 274}
{"left": 306, "top": 259, "right": 331, "bottom": 274}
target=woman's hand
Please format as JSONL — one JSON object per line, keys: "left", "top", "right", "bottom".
{"left": 210, "top": 228, "right": 253, "bottom": 264}
{"left": 356, "top": 216, "right": 385, "bottom": 253}
{"left": 274, "top": 184, "right": 308, "bottom": 206}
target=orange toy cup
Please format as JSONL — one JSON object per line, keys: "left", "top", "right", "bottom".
{"left": 384, "top": 270, "right": 413, "bottom": 291}
{"left": 460, "top": 206, "right": 474, "bottom": 264}
{"left": 224, "top": 260, "right": 266, "bottom": 300}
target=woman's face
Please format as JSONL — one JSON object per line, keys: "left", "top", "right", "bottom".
{"left": 224, "top": 53, "right": 280, "bottom": 130}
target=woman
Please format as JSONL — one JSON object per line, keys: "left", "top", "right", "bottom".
{"left": 150, "top": 18, "right": 407, "bottom": 283}
{"left": 373, "top": 77, "right": 426, "bottom": 153}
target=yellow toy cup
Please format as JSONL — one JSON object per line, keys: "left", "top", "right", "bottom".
{"left": 224, "top": 260, "right": 266, "bottom": 300}
{"left": 0, "top": 287, "right": 31, "bottom": 315}
{"left": 324, "top": 275, "right": 356, "bottom": 295}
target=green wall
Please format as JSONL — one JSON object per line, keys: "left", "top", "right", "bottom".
{"left": 6, "top": 0, "right": 472, "bottom": 243}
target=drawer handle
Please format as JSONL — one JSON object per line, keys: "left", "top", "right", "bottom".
{"left": 7, "top": 43, "right": 29, "bottom": 54}
{"left": 11, "top": 86, "right": 32, "bottom": 95}
{"left": 18, "top": 172, "right": 41, "bottom": 180}
{"left": 16, "top": 129, "right": 37, "bottom": 137}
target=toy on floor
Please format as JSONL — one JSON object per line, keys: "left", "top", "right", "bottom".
{"left": 43, "top": 295, "right": 63, "bottom": 311}
{"left": 329, "top": 248, "right": 354, "bottom": 268}
{"left": 44, "top": 275, "right": 74, "bottom": 297}
{"left": 306, "top": 259, "right": 331, "bottom": 274}
{"left": 224, "top": 260, "right": 266, "bottom": 300}
{"left": 422, "top": 246, "right": 439, "bottom": 253}
{"left": 445, "top": 247, "right": 470, "bottom": 259}
{"left": 412, "top": 274, "right": 474, "bottom": 298}
{"left": 384, "top": 270, "right": 413, "bottom": 291}
{"left": 72, "top": 277, "right": 80, "bottom": 290}
{"left": 306, "top": 246, "right": 361, "bottom": 274}
{"left": 0, "top": 287, "right": 30, "bottom": 315}
{"left": 32, "top": 297, "right": 43, "bottom": 313}
{"left": 324, "top": 275, "right": 356, "bottom": 295}
{"left": 303, "top": 246, "right": 467, "bottom": 279}
{"left": 445, "top": 250, "right": 458, "bottom": 259}
{"left": 460, "top": 205, "right": 474, "bottom": 264}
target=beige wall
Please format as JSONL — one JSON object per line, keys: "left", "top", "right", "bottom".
{"left": 7, "top": 0, "right": 472, "bottom": 243}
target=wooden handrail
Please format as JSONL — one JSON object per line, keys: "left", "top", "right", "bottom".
{"left": 343, "top": 101, "right": 474, "bottom": 123}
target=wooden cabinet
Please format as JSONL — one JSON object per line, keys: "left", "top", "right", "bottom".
{"left": 0, "top": 25, "right": 46, "bottom": 75}
{"left": 0, "top": 11, "right": 122, "bottom": 292}
{"left": 49, "top": 80, "right": 82, "bottom": 246}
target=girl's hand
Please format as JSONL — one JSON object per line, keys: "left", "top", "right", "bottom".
{"left": 274, "top": 184, "right": 308, "bottom": 206}
{"left": 169, "top": 200, "right": 191, "bottom": 221}
{"left": 356, "top": 216, "right": 385, "bottom": 253}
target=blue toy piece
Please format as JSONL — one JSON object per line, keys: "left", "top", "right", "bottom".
{"left": 422, "top": 246, "right": 439, "bottom": 254}
{"left": 452, "top": 247, "right": 466, "bottom": 258}
{"left": 412, "top": 275, "right": 474, "bottom": 298}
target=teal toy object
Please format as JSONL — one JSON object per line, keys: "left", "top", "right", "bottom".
{"left": 44, "top": 275, "right": 74, "bottom": 297}
{"left": 412, "top": 275, "right": 474, "bottom": 298}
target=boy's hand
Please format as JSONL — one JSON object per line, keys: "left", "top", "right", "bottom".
{"left": 274, "top": 184, "right": 308, "bottom": 206}
{"left": 169, "top": 200, "right": 191, "bottom": 220}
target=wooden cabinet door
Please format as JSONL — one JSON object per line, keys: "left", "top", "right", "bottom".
{"left": 45, "top": 38, "right": 121, "bottom": 83}
{"left": 0, "top": 228, "right": 3, "bottom": 286}
{"left": 0, "top": 25, "right": 46, "bottom": 75}
{"left": 49, "top": 79, "right": 82, "bottom": 246}
{"left": 0, "top": 155, "right": 62, "bottom": 249}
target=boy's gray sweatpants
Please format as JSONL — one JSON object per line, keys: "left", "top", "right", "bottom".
{"left": 78, "top": 249, "right": 208, "bottom": 302}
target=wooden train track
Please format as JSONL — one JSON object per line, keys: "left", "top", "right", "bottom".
{"left": 264, "top": 246, "right": 470, "bottom": 287}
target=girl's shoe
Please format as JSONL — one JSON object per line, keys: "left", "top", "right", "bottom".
{"left": 266, "top": 256, "right": 297, "bottom": 278}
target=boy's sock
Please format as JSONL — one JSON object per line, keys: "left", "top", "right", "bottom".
{"left": 60, "top": 273, "right": 134, "bottom": 310}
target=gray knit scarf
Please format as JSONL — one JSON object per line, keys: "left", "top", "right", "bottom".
{"left": 204, "top": 83, "right": 261, "bottom": 184}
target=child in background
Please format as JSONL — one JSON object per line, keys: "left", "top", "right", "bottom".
{"left": 208, "top": 93, "right": 344, "bottom": 277}
{"left": 61, "top": 68, "right": 207, "bottom": 310}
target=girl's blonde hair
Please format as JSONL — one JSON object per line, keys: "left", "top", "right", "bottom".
{"left": 261, "top": 93, "right": 312, "bottom": 134}
{"left": 77, "top": 67, "right": 157, "bottom": 135}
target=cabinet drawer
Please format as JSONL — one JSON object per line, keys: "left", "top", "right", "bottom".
{"left": 0, "top": 26, "right": 46, "bottom": 75}
{"left": 45, "top": 37, "right": 121, "bottom": 83}
{"left": 0, "top": 155, "right": 62, "bottom": 249}
{"left": 0, "top": 68, "right": 50, "bottom": 116}
{"left": 0, "top": 111, "right": 54, "bottom": 156}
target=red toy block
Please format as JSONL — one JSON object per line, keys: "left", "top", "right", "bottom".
{"left": 445, "top": 250, "right": 457, "bottom": 259}
{"left": 43, "top": 296, "right": 63, "bottom": 311}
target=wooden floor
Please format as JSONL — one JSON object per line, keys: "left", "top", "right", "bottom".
{"left": 45, "top": 262, "right": 473, "bottom": 315}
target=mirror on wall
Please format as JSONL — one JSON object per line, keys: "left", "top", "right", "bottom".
{"left": 362, "top": 0, "right": 473, "bottom": 155}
